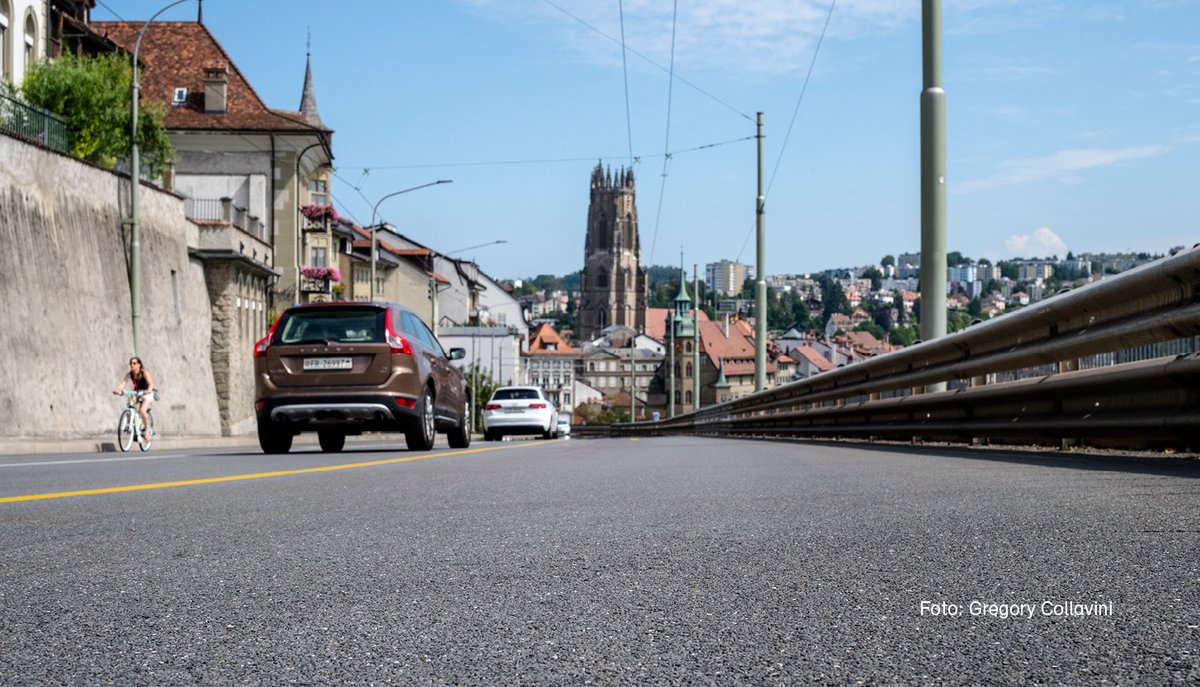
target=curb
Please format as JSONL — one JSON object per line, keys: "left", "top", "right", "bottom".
{"left": 0, "top": 431, "right": 491, "bottom": 456}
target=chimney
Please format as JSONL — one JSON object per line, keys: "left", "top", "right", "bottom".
{"left": 723, "top": 314, "right": 729, "bottom": 338}
{"left": 203, "top": 64, "right": 228, "bottom": 114}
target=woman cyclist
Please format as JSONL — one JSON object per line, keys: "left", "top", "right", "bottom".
{"left": 113, "top": 357, "right": 155, "bottom": 437}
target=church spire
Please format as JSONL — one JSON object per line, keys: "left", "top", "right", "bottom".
{"left": 299, "top": 31, "right": 325, "bottom": 129}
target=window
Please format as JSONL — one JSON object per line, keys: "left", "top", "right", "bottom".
{"left": 22, "top": 11, "right": 33, "bottom": 75}
{"left": 309, "top": 178, "right": 328, "bottom": 206}
{"left": 309, "top": 247, "right": 327, "bottom": 267}
{"left": 0, "top": 1, "right": 9, "bottom": 80}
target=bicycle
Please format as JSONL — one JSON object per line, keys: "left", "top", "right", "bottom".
{"left": 117, "top": 390, "right": 155, "bottom": 452}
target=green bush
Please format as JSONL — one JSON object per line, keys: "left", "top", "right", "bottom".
{"left": 21, "top": 52, "right": 174, "bottom": 177}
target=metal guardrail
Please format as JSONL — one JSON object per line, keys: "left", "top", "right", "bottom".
{"left": 0, "top": 91, "right": 69, "bottom": 153}
{"left": 613, "top": 245, "right": 1200, "bottom": 449}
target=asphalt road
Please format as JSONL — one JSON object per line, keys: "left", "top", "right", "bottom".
{"left": 1, "top": 436, "right": 1198, "bottom": 684}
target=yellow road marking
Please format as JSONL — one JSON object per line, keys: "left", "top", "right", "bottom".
{"left": 0, "top": 443, "right": 536, "bottom": 504}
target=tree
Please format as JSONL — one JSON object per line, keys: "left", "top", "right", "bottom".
{"left": 21, "top": 52, "right": 174, "bottom": 177}
{"left": 815, "top": 275, "right": 850, "bottom": 328}
{"left": 889, "top": 324, "right": 919, "bottom": 347}
{"left": 854, "top": 320, "right": 887, "bottom": 340}
{"left": 881, "top": 255, "right": 896, "bottom": 268}
{"left": 861, "top": 267, "right": 883, "bottom": 291}
{"left": 464, "top": 364, "right": 501, "bottom": 432}
{"left": 946, "top": 251, "right": 965, "bottom": 267}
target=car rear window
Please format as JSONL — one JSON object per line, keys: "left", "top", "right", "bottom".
{"left": 276, "top": 308, "right": 385, "bottom": 345}
{"left": 492, "top": 389, "right": 541, "bottom": 401}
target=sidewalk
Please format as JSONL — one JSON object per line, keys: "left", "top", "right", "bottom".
{"left": 0, "top": 433, "right": 261, "bottom": 456}
{"left": 0, "top": 432, "right": 495, "bottom": 456}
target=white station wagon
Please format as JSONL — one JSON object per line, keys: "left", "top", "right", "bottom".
{"left": 482, "top": 386, "right": 559, "bottom": 441}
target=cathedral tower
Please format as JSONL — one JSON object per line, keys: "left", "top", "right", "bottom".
{"left": 580, "top": 164, "right": 648, "bottom": 340}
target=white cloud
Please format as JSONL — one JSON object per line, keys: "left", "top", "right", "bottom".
{"left": 1005, "top": 227, "right": 1067, "bottom": 259}
{"left": 464, "top": 0, "right": 1043, "bottom": 76}
{"left": 957, "top": 145, "right": 1167, "bottom": 193}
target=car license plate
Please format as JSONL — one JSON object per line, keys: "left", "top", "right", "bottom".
{"left": 303, "top": 357, "right": 352, "bottom": 371}
{"left": 504, "top": 407, "right": 523, "bottom": 414}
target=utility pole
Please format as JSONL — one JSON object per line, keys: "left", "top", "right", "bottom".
{"left": 668, "top": 308, "right": 675, "bottom": 418}
{"left": 629, "top": 335, "right": 636, "bottom": 421}
{"left": 754, "top": 112, "right": 767, "bottom": 392}
{"left": 693, "top": 264, "right": 700, "bottom": 411}
{"left": 920, "top": 0, "right": 948, "bottom": 364}
{"left": 128, "top": 0, "right": 193, "bottom": 355}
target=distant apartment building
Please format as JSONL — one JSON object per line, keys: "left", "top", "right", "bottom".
{"left": 706, "top": 260, "right": 751, "bottom": 297}
{"left": 947, "top": 264, "right": 983, "bottom": 298}
{"left": 1017, "top": 260, "right": 1055, "bottom": 282}
{"left": 1058, "top": 257, "right": 1093, "bottom": 276}
{"left": 1080, "top": 252, "right": 1156, "bottom": 274}
{"left": 947, "top": 264, "right": 976, "bottom": 284}
{"left": 977, "top": 264, "right": 1002, "bottom": 282}
{"left": 896, "top": 252, "right": 921, "bottom": 279}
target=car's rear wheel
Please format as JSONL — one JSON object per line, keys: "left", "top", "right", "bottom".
{"left": 318, "top": 430, "right": 345, "bottom": 453}
{"left": 405, "top": 388, "right": 436, "bottom": 451}
{"left": 447, "top": 400, "right": 471, "bottom": 449}
{"left": 258, "top": 422, "right": 293, "bottom": 454}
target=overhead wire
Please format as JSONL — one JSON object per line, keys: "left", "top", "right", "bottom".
{"left": 95, "top": 0, "right": 125, "bottom": 20}
{"left": 618, "top": 0, "right": 635, "bottom": 167}
{"left": 338, "top": 136, "right": 752, "bottom": 171}
{"left": 539, "top": 0, "right": 752, "bottom": 123}
{"left": 647, "top": 0, "right": 679, "bottom": 267}
{"left": 736, "top": 0, "right": 838, "bottom": 264}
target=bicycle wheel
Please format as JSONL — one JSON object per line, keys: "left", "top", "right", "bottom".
{"left": 139, "top": 411, "right": 155, "bottom": 451}
{"left": 117, "top": 409, "right": 134, "bottom": 452}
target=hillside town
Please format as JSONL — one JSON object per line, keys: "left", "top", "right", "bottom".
{"left": 0, "top": 2, "right": 1178, "bottom": 431}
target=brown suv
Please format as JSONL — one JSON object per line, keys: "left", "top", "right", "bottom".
{"left": 253, "top": 302, "right": 470, "bottom": 454}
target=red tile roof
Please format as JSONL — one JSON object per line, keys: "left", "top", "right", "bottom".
{"left": 698, "top": 319, "right": 775, "bottom": 374}
{"left": 790, "top": 346, "right": 835, "bottom": 372}
{"left": 528, "top": 323, "right": 580, "bottom": 356}
{"left": 92, "top": 21, "right": 330, "bottom": 135}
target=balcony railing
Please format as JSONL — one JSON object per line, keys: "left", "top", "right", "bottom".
{"left": 0, "top": 91, "right": 69, "bottom": 154}
{"left": 184, "top": 196, "right": 268, "bottom": 243}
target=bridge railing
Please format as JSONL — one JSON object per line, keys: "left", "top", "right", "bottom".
{"left": 614, "top": 245, "right": 1200, "bottom": 448}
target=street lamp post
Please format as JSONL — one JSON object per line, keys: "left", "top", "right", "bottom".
{"left": 368, "top": 180, "right": 452, "bottom": 302}
{"left": 128, "top": 0, "right": 193, "bottom": 356}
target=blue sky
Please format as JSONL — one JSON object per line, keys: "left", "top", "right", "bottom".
{"left": 93, "top": 0, "right": 1199, "bottom": 280}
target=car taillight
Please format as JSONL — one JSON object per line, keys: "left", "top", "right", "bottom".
{"left": 395, "top": 398, "right": 416, "bottom": 409}
{"left": 384, "top": 309, "right": 414, "bottom": 355}
{"left": 485, "top": 403, "right": 502, "bottom": 410}
{"left": 529, "top": 403, "right": 547, "bottom": 409}
{"left": 253, "top": 314, "right": 283, "bottom": 358}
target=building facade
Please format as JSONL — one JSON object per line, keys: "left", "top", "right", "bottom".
{"left": 705, "top": 260, "right": 750, "bottom": 297}
{"left": 579, "top": 164, "right": 647, "bottom": 340}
